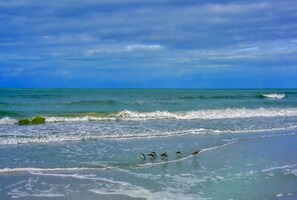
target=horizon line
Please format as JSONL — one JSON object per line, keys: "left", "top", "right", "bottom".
{"left": 0, "top": 87, "right": 296, "bottom": 90}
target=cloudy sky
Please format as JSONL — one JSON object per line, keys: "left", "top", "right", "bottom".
{"left": 0, "top": 0, "right": 296, "bottom": 88}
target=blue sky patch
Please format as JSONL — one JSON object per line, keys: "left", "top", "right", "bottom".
{"left": 0, "top": 0, "right": 296, "bottom": 88}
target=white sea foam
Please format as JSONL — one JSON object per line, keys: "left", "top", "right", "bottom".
{"left": 0, "top": 117, "right": 17, "bottom": 125}
{"left": 28, "top": 171, "right": 189, "bottom": 200}
{"left": 291, "top": 169, "right": 297, "bottom": 177}
{"left": 89, "top": 187, "right": 205, "bottom": 200}
{"left": 45, "top": 116, "right": 114, "bottom": 123}
{"left": 200, "top": 139, "right": 237, "bottom": 153}
{"left": 8, "top": 189, "right": 65, "bottom": 198}
{"left": 9, "top": 191, "right": 65, "bottom": 198}
{"left": 0, "top": 167, "right": 107, "bottom": 174}
{"left": 115, "top": 108, "right": 297, "bottom": 120}
{"left": 44, "top": 108, "right": 297, "bottom": 122}
{"left": 1, "top": 108, "right": 297, "bottom": 125}
{"left": 6, "top": 178, "right": 65, "bottom": 199}
{"left": 0, "top": 128, "right": 233, "bottom": 145}
{"left": 89, "top": 187, "right": 151, "bottom": 199}
{"left": 1, "top": 127, "right": 296, "bottom": 145}
{"left": 261, "top": 164, "right": 297, "bottom": 172}
{"left": 262, "top": 93, "right": 285, "bottom": 99}
{"left": 4, "top": 168, "right": 205, "bottom": 200}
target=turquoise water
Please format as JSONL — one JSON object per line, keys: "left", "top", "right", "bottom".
{"left": 0, "top": 89, "right": 297, "bottom": 199}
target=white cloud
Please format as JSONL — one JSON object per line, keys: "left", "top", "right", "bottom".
{"left": 125, "top": 44, "right": 163, "bottom": 52}
{"left": 41, "top": 34, "right": 97, "bottom": 44}
{"left": 235, "top": 46, "right": 259, "bottom": 52}
{"left": 85, "top": 44, "right": 164, "bottom": 55}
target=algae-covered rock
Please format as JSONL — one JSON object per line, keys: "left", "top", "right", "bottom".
{"left": 18, "top": 119, "right": 31, "bottom": 125}
{"left": 18, "top": 116, "right": 46, "bottom": 125}
{"left": 31, "top": 116, "right": 45, "bottom": 124}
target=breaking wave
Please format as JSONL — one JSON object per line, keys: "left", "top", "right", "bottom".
{"left": 1, "top": 108, "right": 297, "bottom": 125}
{"left": 41, "top": 108, "right": 297, "bottom": 122}
{"left": 0, "top": 127, "right": 296, "bottom": 145}
{"left": 261, "top": 94, "right": 285, "bottom": 99}
{"left": 0, "top": 117, "right": 18, "bottom": 125}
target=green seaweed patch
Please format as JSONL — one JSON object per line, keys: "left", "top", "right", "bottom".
{"left": 18, "top": 116, "right": 46, "bottom": 125}
{"left": 31, "top": 116, "right": 45, "bottom": 124}
{"left": 18, "top": 119, "right": 31, "bottom": 125}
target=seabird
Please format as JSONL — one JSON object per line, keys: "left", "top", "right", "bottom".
{"left": 160, "top": 152, "right": 168, "bottom": 160}
{"left": 176, "top": 151, "right": 182, "bottom": 158}
{"left": 192, "top": 150, "right": 200, "bottom": 155}
{"left": 140, "top": 153, "right": 146, "bottom": 160}
{"left": 148, "top": 153, "right": 156, "bottom": 159}
{"left": 151, "top": 152, "right": 157, "bottom": 157}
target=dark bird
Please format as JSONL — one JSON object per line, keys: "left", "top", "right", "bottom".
{"left": 176, "top": 151, "right": 182, "bottom": 158}
{"left": 160, "top": 152, "right": 168, "bottom": 160}
{"left": 148, "top": 152, "right": 157, "bottom": 159}
{"left": 151, "top": 152, "right": 157, "bottom": 157}
{"left": 140, "top": 153, "right": 146, "bottom": 160}
{"left": 192, "top": 150, "right": 200, "bottom": 155}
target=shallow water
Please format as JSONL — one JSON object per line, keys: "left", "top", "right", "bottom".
{"left": 0, "top": 89, "right": 297, "bottom": 199}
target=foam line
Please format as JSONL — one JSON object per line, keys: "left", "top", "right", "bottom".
{"left": 113, "top": 108, "right": 297, "bottom": 120}
{"left": 2, "top": 107, "right": 297, "bottom": 125}
{"left": 1, "top": 127, "right": 297, "bottom": 146}
{"left": 200, "top": 139, "right": 237, "bottom": 153}
{"left": 0, "top": 167, "right": 109, "bottom": 174}
{"left": 29, "top": 171, "right": 137, "bottom": 187}
{"left": 261, "top": 164, "right": 297, "bottom": 172}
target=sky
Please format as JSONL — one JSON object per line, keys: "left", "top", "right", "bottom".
{"left": 0, "top": 0, "right": 296, "bottom": 88}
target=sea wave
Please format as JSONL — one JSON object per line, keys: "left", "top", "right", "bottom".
{"left": 0, "top": 127, "right": 296, "bottom": 145}
{"left": 65, "top": 100, "right": 118, "bottom": 106}
{"left": 47, "top": 108, "right": 297, "bottom": 122}
{"left": 261, "top": 93, "right": 285, "bottom": 99}
{"left": 0, "top": 129, "right": 206, "bottom": 145}
{"left": 1, "top": 108, "right": 297, "bottom": 125}
{"left": 0, "top": 117, "right": 18, "bottom": 125}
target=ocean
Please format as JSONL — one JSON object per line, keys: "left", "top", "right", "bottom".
{"left": 0, "top": 89, "right": 297, "bottom": 199}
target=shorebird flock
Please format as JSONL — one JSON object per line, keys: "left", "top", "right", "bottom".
{"left": 140, "top": 150, "right": 200, "bottom": 161}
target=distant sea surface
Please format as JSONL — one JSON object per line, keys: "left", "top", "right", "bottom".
{"left": 0, "top": 89, "right": 297, "bottom": 199}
